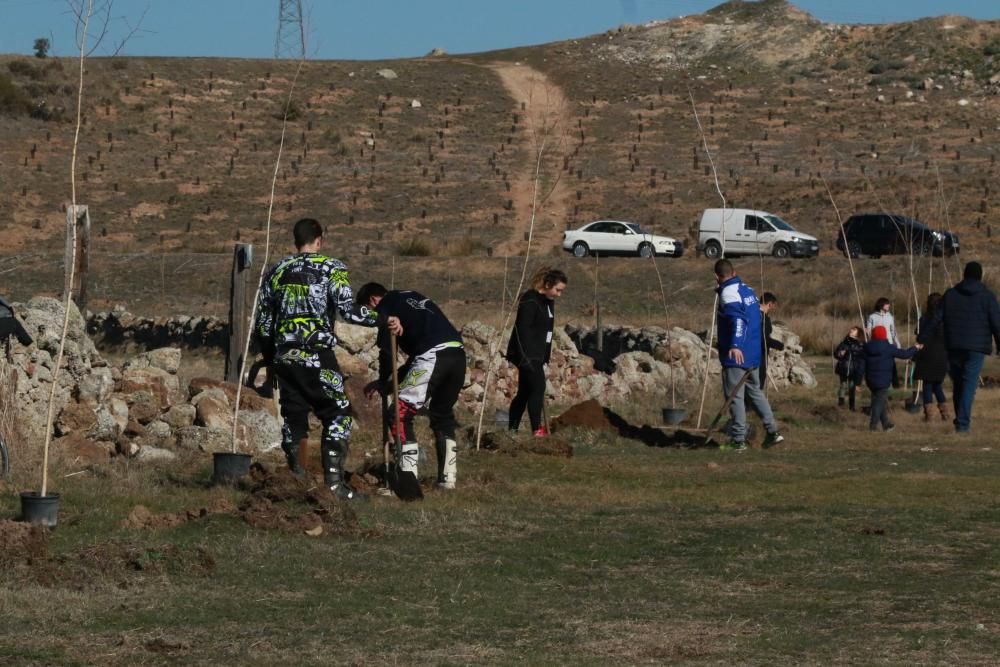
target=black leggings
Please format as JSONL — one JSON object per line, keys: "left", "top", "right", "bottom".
{"left": 509, "top": 362, "right": 546, "bottom": 431}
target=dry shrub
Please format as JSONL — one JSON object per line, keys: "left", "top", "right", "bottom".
{"left": 443, "top": 237, "right": 486, "bottom": 257}
{"left": 396, "top": 238, "right": 432, "bottom": 257}
{"left": 0, "top": 351, "right": 37, "bottom": 483}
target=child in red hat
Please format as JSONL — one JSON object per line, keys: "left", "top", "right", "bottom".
{"left": 863, "top": 325, "right": 920, "bottom": 431}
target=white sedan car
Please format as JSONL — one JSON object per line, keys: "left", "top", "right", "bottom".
{"left": 562, "top": 220, "right": 683, "bottom": 258}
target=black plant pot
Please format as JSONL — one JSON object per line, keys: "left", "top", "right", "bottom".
{"left": 20, "top": 491, "right": 60, "bottom": 528}
{"left": 662, "top": 408, "right": 688, "bottom": 425}
{"left": 212, "top": 452, "right": 252, "bottom": 485}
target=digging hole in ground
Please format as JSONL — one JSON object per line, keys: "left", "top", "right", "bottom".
{"left": 552, "top": 399, "right": 708, "bottom": 448}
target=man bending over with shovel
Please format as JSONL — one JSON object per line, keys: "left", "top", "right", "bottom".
{"left": 714, "top": 259, "right": 784, "bottom": 451}
{"left": 358, "top": 283, "right": 466, "bottom": 490}
{"left": 254, "top": 218, "right": 375, "bottom": 501}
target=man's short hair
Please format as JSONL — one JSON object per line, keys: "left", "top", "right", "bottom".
{"left": 762, "top": 292, "right": 778, "bottom": 305}
{"left": 356, "top": 282, "right": 387, "bottom": 307}
{"left": 713, "top": 259, "right": 734, "bottom": 278}
{"left": 964, "top": 261, "right": 983, "bottom": 281}
{"left": 293, "top": 218, "right": 323, "bottom": 248}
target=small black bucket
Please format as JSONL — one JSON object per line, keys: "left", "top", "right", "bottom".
{"left": 662, "top": 408, "right": 688, "bottom": 425}
{"left": 212, "top": 452, "right": 252, "bottom": 485}
{"left": 20, "top": 491, "right": 60, "bottom": 528}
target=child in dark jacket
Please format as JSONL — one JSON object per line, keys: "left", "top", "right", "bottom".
{"left": 834, "top": 326, "right": 865, "bottom": 411}
{"left": 864, "top": 325, "right": 919, "bottom": 432}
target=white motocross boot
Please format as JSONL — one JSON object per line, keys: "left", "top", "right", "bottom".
{"left": 435, "top": 436, "right": 457, "bottom": 489}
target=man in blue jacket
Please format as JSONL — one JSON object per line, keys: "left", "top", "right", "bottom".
{"left": 926, "top": 261, "right": 1000, "bottom": 433}
{"left": 714, "top": 260, "right": 784, "bottom": 450}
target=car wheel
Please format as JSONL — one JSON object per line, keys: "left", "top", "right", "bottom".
{"left": 638, "top": 243, "right": 654, "bottom": 259}
{"left": 845, "top": 241, "right": 861, "bottom": 259}
{"left": 703, "top": 241, "right": 722, "bottom": 259}
{"left": 772, "top": 243, "right": 790, "bottom": 259}
{"left": 572, "top": 241, "right": 590, "bottom": 258}
{"left": 920, "top": 240, "right": 934, "bottom": 256}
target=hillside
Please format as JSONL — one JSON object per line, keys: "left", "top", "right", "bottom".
{"left": 0, "top": 0, "right": 998, "bottom": 317}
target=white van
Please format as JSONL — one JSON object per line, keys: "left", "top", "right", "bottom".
{"left": 697, "top": 208, "right": 819, "bottom": 259}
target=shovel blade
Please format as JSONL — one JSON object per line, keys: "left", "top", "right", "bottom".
{"left": 389, "top": 469, "right": 424, "bottom": 502}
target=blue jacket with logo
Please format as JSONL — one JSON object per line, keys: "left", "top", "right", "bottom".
{"left": 717, "top": 275, "right": 762, "bottom": 369}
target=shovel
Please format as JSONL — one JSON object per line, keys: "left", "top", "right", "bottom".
{"left": 376, "top": 393, "right": 394, "bottom": 497}
{"left": 388, "top": 332, "right": 423, "bottom": 502}
{"left": 701, "top": 369, "right": 753, "bottom": 445}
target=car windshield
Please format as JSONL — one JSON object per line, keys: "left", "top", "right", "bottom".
{"left": 762, "top": 215, "right": 794, "bottom": 232}
{"left": 625, "top": 223, "right": 648, "bottom": 235}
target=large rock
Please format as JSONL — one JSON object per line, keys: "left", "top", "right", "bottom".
{"left": 174, "top": 426, "right": 232, "bottom": 453}
{"left": 161, "top": 403, "right": 196, "bottom": 429}
{"left": 193, "top": 389, "right": 232, "bottom": 431}
{"left": 237, "top": 409, "right": 283, "bottom": 453}
{"left": 77, "top": 367, "right": 114, "bottom": 404}
{"left": 123, "top": 347, "right": 182, "bottom": 375}
{"left": 7, "top": 297, "right": 105, "bottom": 442}
{"left": 188, "top": 377, "right": 276, "bottom": 414}
{"left": 55, "top": 432, "right": 112, "bottom": 464}
{"left": 119, "top": 366, "right": 180, "bottom": 412}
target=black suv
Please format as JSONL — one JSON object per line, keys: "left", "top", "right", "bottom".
{"left": 836, "top": 213, "right": 959, "bottom": 258}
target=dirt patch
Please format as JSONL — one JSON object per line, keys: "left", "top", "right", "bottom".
{"left": 1, "top": 517, "right": 214, "bottom": 589}
{"left": 0, "top": 519, "right": 49, "bottom": 566}
{"left": 552, "top": 400, "right": 707, "bottom": 447}
{"left": 122, "top": 498, "right": 237, "bottom": 530}
{"left": 489, "top": 61, "right": 573, "bottom": 256}
{"left": 122, "top": 464, "right": 365, "bottom": 536}
{"left": 479, "top": 430, "right": 574, "bottom": 457}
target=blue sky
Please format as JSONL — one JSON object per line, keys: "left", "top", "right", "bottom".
{"left": 0, "top": 0, "right": 997, "bottom": 60}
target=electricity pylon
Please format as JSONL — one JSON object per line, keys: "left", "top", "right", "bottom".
{"left": 275, "top": 0, "right": 306, "bottom": 60}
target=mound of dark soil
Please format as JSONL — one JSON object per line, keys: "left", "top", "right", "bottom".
{"left": 239, "top": 464, "right": 361, "bottom": 533}
{"left": 551, "top": 399, "right": 615, "bottom": 432}
{"left": 479, "top": 430, "right": 574, "bottom": 457}
{"left": 552, "top": 400, "right": 708, "bottom": 448}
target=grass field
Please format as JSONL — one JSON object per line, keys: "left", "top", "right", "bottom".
{"left": 2, "top": 357, "right": 1000, "bottom": 665}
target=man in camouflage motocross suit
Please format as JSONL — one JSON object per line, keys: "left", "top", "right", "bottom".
{"left": 254, "top": 218, "right": 374, "bottom": 500}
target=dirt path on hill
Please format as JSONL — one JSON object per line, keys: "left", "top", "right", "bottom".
{"left": 489, "top": 62, "right": 574, "bottom": 259}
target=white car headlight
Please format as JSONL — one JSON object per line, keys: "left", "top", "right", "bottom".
{"left": 932, "top": 231, "right": 944, "bottom": 240}
{"left": 789, "top": 236, "right": 802, "bottom": 243}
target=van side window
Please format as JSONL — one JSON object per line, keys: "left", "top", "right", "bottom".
{"left": 744, "top": 216, "right": 759, "bottom": 232}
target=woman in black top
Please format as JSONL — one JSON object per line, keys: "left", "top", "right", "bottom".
{"left": 506, "top": 267, "right": 568, "bottom": 435}
{"left": 914, "top": 292, "right": 949, "bottom": 422}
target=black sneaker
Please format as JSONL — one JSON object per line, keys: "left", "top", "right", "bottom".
{"left": 762, "top": 431, "right": 785, "bottom": 448}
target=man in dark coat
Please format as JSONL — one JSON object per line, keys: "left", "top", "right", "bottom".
{"left": 930, "top": 261, "right": 1000, "bottom": 433}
